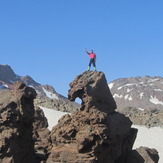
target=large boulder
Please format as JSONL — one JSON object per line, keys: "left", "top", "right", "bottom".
{"left": 48, "top": 109, "right": 135, "bottom": 163}
{"left": 0, "top": 81, "right": 37, "bottom": 163}
{"left": 68, "top": 71, "right": 117, "bottom": 114}
{"left": 47, "top": 71, "right": 139, "bottom": 163}
{"left": 0, "top": 71, "right": 160, "bottom": 163}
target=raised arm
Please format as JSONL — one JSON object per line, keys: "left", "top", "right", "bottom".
{"left": 85, "top": 48, "right": 89, "bottom": 54}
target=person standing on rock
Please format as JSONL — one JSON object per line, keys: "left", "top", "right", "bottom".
{"left": 85, "top": 48, "right": 97, "bottom": 71}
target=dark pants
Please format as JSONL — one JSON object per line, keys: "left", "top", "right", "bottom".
{"left": 89, "top": 58, "right": 96, "bottom": 67}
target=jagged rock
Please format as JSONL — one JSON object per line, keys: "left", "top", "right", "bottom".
{"left": 68, "top": 71, "right": 117, "bottom": 114}
{"left": 0, "top": 64, "right": 19, "bottom": 83}
{"left": 48, "top": 109, "right": 136, "bottom": 163}
{"left": 126, "top": 146, "right": 159, "bottom": 163}
{"left": 47, "top": 71, "right": 140, "bottom": 163}
{"left": 0, "top": 81, "right": 37, "bottom": 163}
{"left": 0, "top": 64, "right": 80, "bottom": 113}
{"left": 33, "top": 106, "right": 52, "bottom": 161}
{"left": 0, "top": 70, "right": 160, "bottom": 163}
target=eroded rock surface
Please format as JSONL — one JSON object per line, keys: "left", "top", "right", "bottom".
{"left": 47, "top": 71, "right": 156, "bottom": 163}
{"left": 0, "top": 81, "right": 37, "bottom": 163}
{"left": 0, "top": 71, "right": 160, "bottom": 163}
{"left": 68, "top": 71, "right": 117, "bottom": 114}
{"left": 48, "top": 109, "right": 136, "bottom": 163}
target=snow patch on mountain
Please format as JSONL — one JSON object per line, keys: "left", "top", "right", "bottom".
{"left": 148, "top": 78, "right": 160, "bottom": 82}
{"left": 40, "top": 106, "right": 68, "bottom": 130}
{"left": 124, "top": 94, "right": 132, "bottom": 101}
{"left": 109, "top": 76, "right": 163, "bottom": 111}
{"left": 150, "top": 96, "right": 163, "bottom": 105}
{"left": 140, "top": 92, "right": 144, "bottom": 99}
{"left": 154, "top": 89, "right": 162, "bottom": 92}
{"left": 117, "top": 83, "right": 139, "bottom": 90}
{"left": 43, "top": 88, "right": 59, "bottom": 99}
{"left": 40, "top": 107, "right": 163, "bottom": 163}
{"left": 0, "top": 83, "right": 9, "bottom": 89}
{"left": 127, "top": 88, "right": 133, "bottom": 93}
{"left": 138, "top": 108, "right": 144, "bottom": 111}
{"left": 108, "top": 82, "right": 114, "bottom": 89}
{"left": 113, "top": 94, "right": 123, "bottom": 98}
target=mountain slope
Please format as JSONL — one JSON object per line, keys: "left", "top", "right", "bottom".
{"left": 109, "top": 76, "right": 163, "bottom": 111}
{"left": 0, "top": 64, "right": 80, "bottom": 112}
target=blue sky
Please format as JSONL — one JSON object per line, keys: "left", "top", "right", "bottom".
{"left": 0, "top": 0, "right": 163, "bottom": 97}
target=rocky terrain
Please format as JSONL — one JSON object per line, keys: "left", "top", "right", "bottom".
{"left": 109, "top": 76, "right": 163, "bottom": 112}
{"left": 0, "top": 64, "right": 80, "bottom": 113}
{"left": 0, "top": 81, "right": 38, "bottom": 163}
{"left": 1, "top": 64, "right": 163, "bottom": 129}
{"left": 0, "top": 71, "right": 159, "bottom": 162}
{"left": 122, "top": 107, "right": 163, "bottom": 128}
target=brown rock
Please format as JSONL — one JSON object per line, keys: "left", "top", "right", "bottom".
{"left": 48, "top": 109, "right": 136, "bottom": 163}
{"left": 47, "top": 71, "right": 160, "bottom": 163}
{"left": 68, "top": 71, "right": 117, "bottom": 114}
{"left": 33, "top": 106, "right": 52, "bottom": 161}
{"left": 0, "top": 81, "right": 37, "bottom": 163}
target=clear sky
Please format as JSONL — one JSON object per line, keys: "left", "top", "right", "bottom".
{"left": 0, "top": 0, "right": 163, "bottom": 97}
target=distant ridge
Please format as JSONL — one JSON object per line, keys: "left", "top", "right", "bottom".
{"left": 108, "top": 76, "right": 163, "bottom": 111}
{"left": 0, "top": 64, "right": 80, "bottom": 112}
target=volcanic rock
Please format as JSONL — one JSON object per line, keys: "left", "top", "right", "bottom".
{"left": 47, "top": 71, "right": 141, "bottom": 163}
{"left": 0, "top": 64, "right": 80, "bottom": 113}
{"left": 0, "top": 70, "right": 160, "bottom": 163}
{"left": 68, "top": 71, "right": 117, "bottom": 114}
{"left": 33, "top": 106, "right": 52, "bottom": 162}
{"left": 0, "top": 81, "right": 37, "bottom": 163}
{"left": 48, "top": 109, "right": 138, "bottom": 163}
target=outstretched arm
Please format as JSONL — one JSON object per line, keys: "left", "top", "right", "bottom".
{"left": 85, "top": 48, "right": 89, "bottom": 54}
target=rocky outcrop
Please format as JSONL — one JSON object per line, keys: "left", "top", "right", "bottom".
{"left": 47, "top": 71, "right": 159, "bottom": 163}
{"left": 122, "top": 107, "right": 163, "bottom": 128}
{"left": 0, "top": 81, "right": 37, "bottom": 163}
{"left": 33, "top": 106, "right": 52, "bottom": 162}
{"left": 48, "top": 109, "right": 136, "bottom": 163}
{"left": 0, "top": 64, "right": 80, "bottom": 113}
{"left": 0, "top": 64, "right": 19, "bottom": 83}
{"left": 0, "top": 81, "right": 53, "bottom": 163}
{"left": 0, "top": 71, "right": 160, "bottom": 163}
{"left": 68, "top": 71, "right": 117, "bottom": 114}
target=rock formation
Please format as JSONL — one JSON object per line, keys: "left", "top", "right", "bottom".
{"left": 33, "top": 106, "right": 52, "bottom": 162}
{"left": 0, "top": 64, "right": 80, "bottom": 113}
{"left": 0, "top": 71, "right": 160, "bottom": 163}
{"left": 48, "top": 71, "right": 159, "bottom": 163}
{"left": 0, "top": 81, "right": 37, "bottom": 163}
{"left": 68, "top": 71, "right": 117, "bottom": 114}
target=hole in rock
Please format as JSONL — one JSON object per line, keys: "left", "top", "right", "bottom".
{"left": 75, "top": 97, "right": 82, "bottom": 104}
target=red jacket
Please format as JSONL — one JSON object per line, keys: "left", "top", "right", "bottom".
{"left": 88, "top": 53, "right": 96, "bottom": 59}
